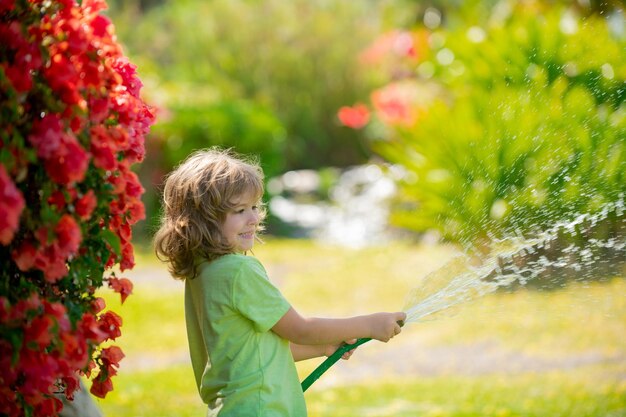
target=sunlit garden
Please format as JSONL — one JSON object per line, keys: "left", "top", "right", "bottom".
{"left": 1, "top": 0, "right": 624, "bottom": 416}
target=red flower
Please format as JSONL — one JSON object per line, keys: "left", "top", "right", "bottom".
{"left": 127, "top": 199, "right": 146, "bottom": 225}
{"left": 10, "top": 293, "right": 41, "bottom": 321}
{"left": 55, "top": 214, "right": 82, "bottom": 257}
{"left": 60, "top": 375, "right": 80, "bottom": 401}
{"left": 98, "top": 310, "right": 122, "bottom": 341}
{"left": 0, "top": 297, "right": 9, "bottom": 322}
{"left": 3, "top": 65, "right": 33, "bottom": 92}
{"left": 34, "top": 244, "right": 69, "bottom": 283}
{"left": 79, "top": 313, "right": 107, "bottom": 344}
{"left": 90, "top": 126, "right": 118, "bottom": 171}
{"left": 12, "top": 241, "right": 37, "bottom": 271}
{"left": 110, "top": 215, "right": 131, "bottom": 241}
{"left": 44, "top": 135, "right": 90, "bottom": 185}
{"left": 89, "top": 376, "right": 113, "bottom": 399}
{"left": 124, "top": 169, "right": 144, "bottom": 198}
{"left": 0, "top": 21, "right": 42, "bottom": 93}
{"left": 47, "top": 190, "right": 67, "bottom": 211}
{"left": 100, "top": 345, "right": 125, "bottom": 366}
{"left": 44, "top": 53, "right": 80, "bottom": 106}
{"left": 28, "top": 114, "right": 64, "bottom": 159}
{"left": 106, "top": 172, "right": 126, "bottom": 194}
{"left": 89, "top": 13, "right": 112, "bottom": 39}
{"left": 75, "top": 190, "right": 97, "bottom": 220}
{"left": 18, "top": 347, "right": 59, "bottom": 396}
{"left": 88, "top": 96, "right": 110, "bottom": 124}
{"left": 108, "top": 277, "right": 133, "bottom": 304}
{"left": 337, "top": 104, "right": 370, "bottom": 129}
{"left": 24, "top": 315, "right": 54, "bottom": 349}
{"left": 119, "top": 241, "right": 135, "bottom": 271}
{"left": 91, "top": 297, "right": 106, "bottom": 314}
{"left": 0, "top": 1, "right": 16, "bottom": 13}
{"left": 59, "top": 332, "right": 89, "bottom": 370}
{"left": 44, "top": 301, "right": 69, "bottom": 331}
{"left": 0, "top": 164, "right": 25, "bottom": 245}
{"left": 33, "top": 396, "right": 63, "bottom": 416}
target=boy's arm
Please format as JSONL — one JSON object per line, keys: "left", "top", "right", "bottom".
{"left": 289, "top": 343, "right": 326, "bottom": 362}
{"left": 272, "top": 307, "right": 405, "bottom": 346}
{"left": 289, "top": 341, "right": 357, "bottom": 362}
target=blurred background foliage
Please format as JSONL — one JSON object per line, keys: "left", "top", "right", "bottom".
{"left": 369, "top": 3, "right": 625, "bottom": 249}
{"left": 106, "top": 0, "right": 410, "bottom": 236}
{"left": 104, "top": 0, "right": 625, "bottom": 249}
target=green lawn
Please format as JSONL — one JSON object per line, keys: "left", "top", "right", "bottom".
{"left": 95, "top": 239, "right": 626, "bottom": 416}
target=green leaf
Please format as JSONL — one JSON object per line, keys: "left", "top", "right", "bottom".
{"left": 100, "top": 229, "right": 121, "bottom": 257}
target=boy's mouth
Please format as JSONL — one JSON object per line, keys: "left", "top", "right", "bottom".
{"left": 239, "top": 231, "right": 255, "bottom": 239}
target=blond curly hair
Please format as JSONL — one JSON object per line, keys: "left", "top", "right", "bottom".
{"left": 153, "top": 148, "right": 265, "bottom": 280}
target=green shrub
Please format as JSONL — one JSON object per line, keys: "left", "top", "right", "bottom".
{"left": 361, "top": 6, "right": 624, "bottom": 248}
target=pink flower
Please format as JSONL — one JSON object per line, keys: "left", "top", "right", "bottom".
{"left": 371, "top": 82, "right": 419, "bottom": 126}
{"left": 112, "top": 57, "right": 143, "bottom": 98}
{"left": 337, "top": 103, "right": 370, "bottom": 129}
{"left": 359, "top": 30, "right": 422, "bottom": 65}
{"left": 0, "top": 164, "right": 25, "bottom": 245}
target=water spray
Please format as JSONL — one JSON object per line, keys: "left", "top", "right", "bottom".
{"left": 301, "top": 197, "right": 624, "bottom": 392}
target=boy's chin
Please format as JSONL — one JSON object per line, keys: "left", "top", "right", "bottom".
{"left": 236, "top": 243, "right": 255, "bottom": 253}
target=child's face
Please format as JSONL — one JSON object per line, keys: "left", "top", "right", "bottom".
{"left": 222, "top": 191, "right": 261, "bottom": 253}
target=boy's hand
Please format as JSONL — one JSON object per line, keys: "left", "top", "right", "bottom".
{"left": 368, "top": 312, "right": 406, "bottom": 342}
{"left": 325, "top": 339, "right": 358, "bottom": 359}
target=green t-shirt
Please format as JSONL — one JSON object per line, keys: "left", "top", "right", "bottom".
{"left": 185, "top": 254, "right": 307, "bottom": 416}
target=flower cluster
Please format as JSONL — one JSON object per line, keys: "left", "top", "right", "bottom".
{"left": 337, "top": 30, "right": 431, "bottom": 130}
{"left": 0, "top": 0, "right": 154, "bottom": 415}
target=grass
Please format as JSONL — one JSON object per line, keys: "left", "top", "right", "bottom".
{"left": 94, "top": 239, "right": 626, "bottom": 416}
{"left": 306, "top": 367, "right": 626, "bottom": 417}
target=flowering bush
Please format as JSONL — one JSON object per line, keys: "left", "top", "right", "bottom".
{"left": 0, "top": 0, "right": 154, "bottom": 415}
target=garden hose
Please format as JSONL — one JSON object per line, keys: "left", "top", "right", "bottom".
{"left": 301, "top": 320, "right": 404, "bottom": 392}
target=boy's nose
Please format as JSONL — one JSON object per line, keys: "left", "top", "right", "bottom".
{"left": 248, "top": 211, "right": 260, "bottom": 225}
